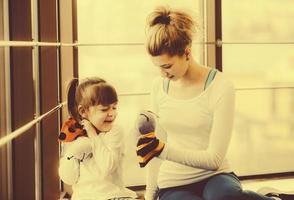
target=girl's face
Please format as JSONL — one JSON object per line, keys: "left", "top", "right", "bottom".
{"left": 151, "top": 53, "right": 189, "bottom": 81}
{"left": 85, "top": 102, "right": 118, "bottom": 132}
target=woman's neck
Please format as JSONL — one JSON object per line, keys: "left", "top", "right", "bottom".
{"left": 178, "top": 58, "right": 208, "bottom": 87}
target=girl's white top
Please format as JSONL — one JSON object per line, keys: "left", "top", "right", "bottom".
{"left": 59, "top": 125, "right": 137, "bottom": 200}
{"left": 145, "top": 72, "right": 235, "bottom": 199}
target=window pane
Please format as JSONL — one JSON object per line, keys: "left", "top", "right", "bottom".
{"left": 118, "top": 95, "right": 151, "bottom": 186}
{"left": 78, "top": 45, "right": 205, "bottom": 94}
{"left": 222, "top": 0, "right": 294, "bottom": 42}
{"left": 223, "top": 45, "right": 294, "bottom": 87}
{"left": 229, "top": 88, "right": 294, "bottom": 175}
{"left": 77, "top": 0, "right": 204, "bottom": 43}
{"left": 78, "top": 45, "right": 157, "bottom": 94}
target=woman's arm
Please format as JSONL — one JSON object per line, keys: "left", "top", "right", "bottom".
{"left": 143, "top": 124, "right": 167, "bottom": 200}
{"left": 159, "top": 82, "right": 235, "bottom": 170}
{"left": 144, "top": 78, "right": 167, "bottom": 200}
{"left": 145, "top": 158, "right": 162, "bottom": 200}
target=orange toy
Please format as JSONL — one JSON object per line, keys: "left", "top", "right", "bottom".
{"left": 58, "top": 118, "right": 87, "bottom": 142}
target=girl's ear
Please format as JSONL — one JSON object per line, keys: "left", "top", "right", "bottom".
{"left": 78, "top": 105, "right": 87, "bottom": 118}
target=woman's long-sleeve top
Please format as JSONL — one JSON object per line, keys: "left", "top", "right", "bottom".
{"left": 145, "top": 71, "right": 235, "bottom": 199}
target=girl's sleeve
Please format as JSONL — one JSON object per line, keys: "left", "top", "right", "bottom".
{"left": 159, "top": 81, "right": 235, "bottom": 170}
{"left": 91, "top": 125, "right": 124, "bottom": 177}
{"left": 58, "top": 143, "right": 80, "bottom": 185}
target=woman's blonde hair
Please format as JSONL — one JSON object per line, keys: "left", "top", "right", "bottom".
{"left": 146, "top": 6, "right": 196, "bottom": 57}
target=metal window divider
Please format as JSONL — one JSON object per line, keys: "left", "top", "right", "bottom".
{"left": 1, "top": 40, "right": 294, "bottom": 47}
{"left": 31, "top": 0, "right": 41, "bottom": 199}
{"left": 56, "top": 0, "right": 62, "bottom": 193}
{"left": 3, "top": 0, "right": 12, "bottom": 199}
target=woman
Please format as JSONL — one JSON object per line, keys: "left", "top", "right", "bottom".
{"left": 136, "top": 6, "right": 293, "bottom": 200}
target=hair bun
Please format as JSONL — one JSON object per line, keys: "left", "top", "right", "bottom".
{"left": 154, "top": 15, "right": 171, "bottom": 25}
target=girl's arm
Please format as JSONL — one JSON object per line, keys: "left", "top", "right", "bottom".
{"left": 59, "top": 156, "right": 80, "bottom": 185}
{"left": 160, "top": 82, "right": 235, "bottom": 170}
{"left": 90, "top": 125, "right": 123, "bottom": 177}
{"left": 58, "top": 137, "right": 92, "bottom": 185}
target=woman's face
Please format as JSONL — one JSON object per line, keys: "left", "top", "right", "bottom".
{"left": 85, "top": 102, "right": 118, "bottom": 132}
{"left": 151, "top": 53, "right": 189, "bottom": 81}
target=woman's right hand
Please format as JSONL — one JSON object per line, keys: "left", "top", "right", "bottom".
{"left": 135, "top": 111, "right": 165, "bottom": 168}
{"left": 136, "top": 110, "right": 156, "bottom": 135}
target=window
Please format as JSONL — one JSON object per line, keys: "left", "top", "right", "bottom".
{"left": 78, "top": 0, "right": 294, "bottom": 185}
{"left": 0, "top": 0, "right": 76, "bottom": 198}
{"left": 222, "top": 0, "right": 294, "bottom": 176}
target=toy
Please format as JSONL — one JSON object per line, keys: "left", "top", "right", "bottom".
{"left": 58, "top": 117, "right": 92, "bottom": 162}
{"left": 58, "top": 117, "right": 86, "bottom": 142}
{"left": 136, "top": 110, "right": 165, "bottom": 167}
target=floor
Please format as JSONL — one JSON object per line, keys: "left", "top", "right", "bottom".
{"left": 58, "top": 177, "right": 294, "bottom": 199}
{"left": 134, "top": 177, "right": 294, "bottom": 198}
{"left": 242, "top": 177, "right": 294, "bottom": 193}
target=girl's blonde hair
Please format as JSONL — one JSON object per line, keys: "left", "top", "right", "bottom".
{"left": 67, "top": 77, "right": 118, "bottom": 121}
{"left": 146, "top": 6, "right": 196, "bottom": 57}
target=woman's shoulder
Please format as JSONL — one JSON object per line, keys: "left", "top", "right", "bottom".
{"left": 207, "top": 71, "right": 235, "bottom": 105}
{"left": 212, "top": 71, "right": 235, "bottom": 92}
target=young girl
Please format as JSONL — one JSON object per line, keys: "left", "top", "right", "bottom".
{"left": 135, "top": 6, "right": 293, "bottom": 200}
{"left": 58, "top": 77, "right": 137, "bottom": 200}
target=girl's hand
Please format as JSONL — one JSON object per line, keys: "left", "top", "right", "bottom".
{"left": 81, "top": 119, "right": 98, "bottom": 139}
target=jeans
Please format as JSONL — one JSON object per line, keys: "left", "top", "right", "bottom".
{"left": 158, "top": 173, "right": 274, "bottom": 200}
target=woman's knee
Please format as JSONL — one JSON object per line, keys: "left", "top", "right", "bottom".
{"left": 159, "top": 189, "right": 203, "bottom": 200}
{"left": 204, "top": 187, "right": 244, "bottom": 200}
{"left": 203, "top": 173, "right": 244, "bottom": 200}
